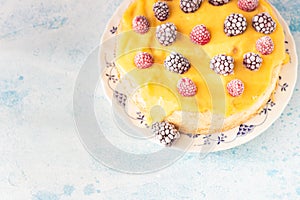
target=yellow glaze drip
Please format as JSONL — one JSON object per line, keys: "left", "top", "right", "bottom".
{"left": 115, "top": 0, "right": 286, "bottom": 122}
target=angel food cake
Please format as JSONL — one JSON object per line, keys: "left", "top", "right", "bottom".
{"left": 114, "top": 0, "right": 287, "bottom": 146}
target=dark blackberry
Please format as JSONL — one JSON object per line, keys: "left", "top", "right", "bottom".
{"left": 252, "top": 12, "right": 276, "bottom": 34}
{"left": 180, "top": 0, "right": 202, "bottom": 13}
{"left": 156, "top": 23, "right": 177, "bottom": 46}
{"left": 164, "top": 52, "right": 191, "bottom": 74}
{"left": 224, "top": 13, "right": 247, "bottom": 36}
{"left": 210, "top": 54, "right": 234, "bottom": 76}
{"left": 209, "top": 0, "right": 231, "bottom": 6}
{"left": 152, "top": 121, "right": 180, "bottom": 146}
{"left": 243, "top": 52, "right": 263, "bottom": 71}
{"left": 153, "top": 2, "right": 170, "bottom": 21}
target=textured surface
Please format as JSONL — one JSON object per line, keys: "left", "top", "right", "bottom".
{"left": 0, "top": 0, "right": 299, "bottom": 199}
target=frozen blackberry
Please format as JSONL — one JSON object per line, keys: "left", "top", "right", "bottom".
{"left": 224, "top": 13, "right": 247, "bottom": 36}
{"left": 153, "top": 2, "right": 170, "bottom": 21}
{"left": 180, "top": 0, "right": 202, "bottom": 13}
{"left": 252, "top": 12, "right": 276, "bottom": 34}
{"left": 152, "top": 121, "right": 180, "bottom": 146}
{"left": 156, "top": 23, "right": 177, "bottom": 46}
{"left": 243, "top": 52, "right": 263, "bottom": 71}
{"left": 209, "top": 0, "right": 231, "bottom": 6}
{"left": 164, "top": 52, "right": 191, "bottom": 74}
{"left": 210, "top": 54, "right": 234, "bottom": 76}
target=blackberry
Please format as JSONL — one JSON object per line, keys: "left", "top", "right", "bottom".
{"left": 209, "top": 0, "right": 231, "bottom": 6}
{"left": 152, "top": 121, "right": 180, "bottom": 146}
{"left": 243, "top": 52, "right": 263, "bottom": 71}
{"left": 224, "top": 13, "right": 247, "bottom": 36}
{"left": 210, "top": 54, "right": 234, "bottom": 76}
{"left": 153, "top": 2, "right": 170, "bottom": 21}
{"left": 156, "top": 23, "right": 177, "bottom": 46}
{"left": 252, "top": 12, "right": 276, "bottom": 34}
{"left": 180, "top": 0, "right": 202, "bottom": 13}
{"left": 164, "top": 52, "right": 191, "bottom": 74}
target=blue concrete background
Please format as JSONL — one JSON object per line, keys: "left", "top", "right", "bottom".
{"left": 0, "top": 0, "right": 299, "bottom": 199}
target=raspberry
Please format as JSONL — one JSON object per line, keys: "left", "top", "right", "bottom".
{"left": 156, "top": 23, "right": 177, "bottom": 46}
{"left": 238, "top": 0, "right": 259, "bottom": 12}
{"left": 243, "top": 52, "right": 263, "bottom": 71}
{"left": 132, "top": 16, "right": 150, "bottom": 34}
{"left": 227, "top": 79, "right": 244, "bottom": 97}
{"left": 224, "top": 13, "right": 247, "bottom": 37}
{"left": 209, "top": 0, "right": 231, "bottom": 6}
{"left": 256, "top": 36, "right": 274, "bottom": 55}
{"left": 177, "top": 78, "right": 197, "bottom": 97}
{"left": 190, "top": 25, "right": 211, "bottom": 45}
{"left": 180, "top": 0, "right": 202, "bottom": 13}
{"left": 134, "top": 52, "right": 154, "bottom": 69}
{"left": 252, "top": 12, "right": 276, "bottom": 34}
{"left": 152, "top": 121, "right": 180, "bottom": 146}
{"left": 164, "top": 52, "right": 191, "bottom": 74}
{"left": 153, "top": 2, "right": 170, "bottom": 21}
{"left": 210, "top": 54, "right": 235, "bottom": 76}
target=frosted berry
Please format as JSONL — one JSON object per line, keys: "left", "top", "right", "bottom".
{"left": 190, "top": 25, "right": 211, "bottom": 45}
{"left": 177, "top": 78, "right": 197, "bottom": 97}
{"left": 164, "top": 52, "right": 191, "bottom": 74}
{"left": 238, "top": 0, "right": 259, "bottom": 12}
{"left": 180, "top": 0, "right": 202, "bottom": 13}
{"left": 132, "top": 16, "right": 150, "bottom": 34}
{"left": 156, "top": 23, "right": 177, "bottom": 46}
{"left": 210, "top": 54, "right": 235, "bottom": 76}
{"left": 256, "top": 36, "right": 274, "bottom": 55}
{"left": 209, "top": 0, "right": 231, "bottom": 6}
{"left": 252, "top": 12, "right": 276, "bottom": 34}
{"left": 153, "top": 2, "right": 170, "bottom": 21}
{"left": 152, "top": 121, "right": 180, "bottom": 146}
{"left": 227, "top": 79, "right": 244, "bottom": 97}
{"left": 134, "top": 52, "right": 154, "bottom": 69}
{"left": 243, "top": 52, "right": 263, "bottom": 71}
{"left": 224, "top": 13, "right": 247, "bottom": 37}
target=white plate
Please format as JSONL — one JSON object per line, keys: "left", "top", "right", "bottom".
{"left": 99, "top": 0, "right": 298, "bottom": 152}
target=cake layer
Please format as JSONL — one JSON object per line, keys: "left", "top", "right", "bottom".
{"left": 115, "top": 0, "right": 286, "bottom": 133}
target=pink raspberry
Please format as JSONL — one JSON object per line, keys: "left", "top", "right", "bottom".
{"left": 190, "top": 25, "right": 211, "bottom": 45}
{"left": 238, "top": 0, "right": 259, "bottom": 12}
{"left": 132, "top": 16, "right": 150, "bottom": 34}
{"left": 227, "top": 79, "right": 244, "bottom": 97}
{"left": 256, "top": 36, "right": 274, "bottom": 55}
{"left": 177, "top": 78, "right": 197, "bottom": 97}
{"left": 134, "top": 52, "right": 154, "bottom": 69}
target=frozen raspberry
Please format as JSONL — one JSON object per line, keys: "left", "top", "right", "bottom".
{"left": 243, "top": 52, "right": 263, "bottom": 71}
{"left": 190, "top": 25, "right": 211, "bottom": 45}
{"left": 164, "top": 52, "right": 191, "bottom": 74}
{"left": 252, "top": 12, "right": 276, "bottom": 34}
{"left": 227, "top": 79, "right": 244, "bottom": 97}
{"left": 224, "top": 13, "right": 247, "bottom": 37}
{"left": 152, "top": 121, "right": 180, "bottom": 146}
{"left": 132, "top": 16, "right": 150, "bottom": 34}
{"left": 177, "top": 78, "right": 197, "bottom": 97}
{"left": 134, "top": 52, "right": 154, "bottom": 69}
{"left": 153, "top": 2, "right": 170, "bottom": 21}
{"left": 209, "top": 0, "right": 231, "bottom": 6}
{"left": 238, "top": 0, "right": 259, "bottom": 12}
{"left": 180, "top": 0, "right": 202, "bottom": 13}
{"left": 210, "top": 54, "right": 235, "bottom": 76}
{"left": 256, "top": 36, "right": 274, "bottom": 55}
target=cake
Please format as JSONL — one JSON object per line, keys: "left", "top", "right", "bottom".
{"left": 114, "top": 0, "right": 288, "bottom": 145}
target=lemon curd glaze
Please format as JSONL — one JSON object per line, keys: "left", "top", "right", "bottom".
{"left": 115, "top": 0, "right": 286, "bottom": 123}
